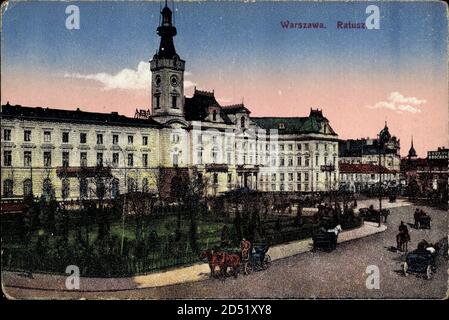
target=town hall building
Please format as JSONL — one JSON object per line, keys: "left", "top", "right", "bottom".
{"left": 1, "top": 4, "right": 340, "bottom": 203}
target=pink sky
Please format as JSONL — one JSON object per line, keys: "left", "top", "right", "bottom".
{"left": 2, "top": 69, "right": 447, "bottom": 158}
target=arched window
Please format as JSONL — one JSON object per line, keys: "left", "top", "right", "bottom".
{"left": 23, "top": 179, "right": 32, "bottom": 198}
{"left": 240, "top": 116, "right": 245, "bottom": 128}
{"left": 127, "top": 177, "right": 137, "bottom": 193}
{"left": 3, "top": 179, "right": 13, "bottom": 197}
{"left": 61, "top": 179, "right": 70, "bottom": 200}
{"left": 142, "top": 178, "right": 149, "bottom": 193}
{"left": 42, "top": 178, "right": 54, "bottom": 199}
{"left": 111, "top": 179, "right": 120, "bottom": 199}
{"left": 79, "top": 178, "right": 88, "bottom": 199}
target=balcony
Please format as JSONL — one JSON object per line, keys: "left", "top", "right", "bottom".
{"left": 205, "top": 163, "right": 229, "bottom": 172}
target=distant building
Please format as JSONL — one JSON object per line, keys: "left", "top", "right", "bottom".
{"left": 400, "top": 144, "right": 448, "bottom": 203}
{"left": 339, "top": 163, "right": 398, "bottom": 193}
{"left": 338, "top": 122, "right": 400, "bottom": 188}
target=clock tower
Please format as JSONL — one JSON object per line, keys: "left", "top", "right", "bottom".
{"left": 150, "top": 1, "right": 185, "bottom": 120}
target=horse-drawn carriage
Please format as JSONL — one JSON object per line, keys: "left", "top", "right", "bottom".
{"left": 200, "top": 244, "right": 272, "bottom": 279}
{"left": 241, "top": 244, "right": 272, "bottom": 274}
{"left": 414, "top": 210, "right": 431, "bottom": 229}
{"left": 312, "top": 225, "right": 342, "bottom": 252}
{"left": 359, "top": 207, "right": 390, "bottom": 223}
{"left": 403, "top": 250, "right": 438, "bottom": 280}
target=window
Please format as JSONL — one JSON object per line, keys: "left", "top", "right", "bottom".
{"left": 288, "top": 173, "right": 293, "bottom": 181}
{"left": 305, "top": 157, "right": 310, "bottom": 167}
{"left": 142, "top": 136, "right": 148, "bottom": 146}
{"left": 97, "top": 134, "right": 103, "bottom": 145}
{"left": 112, "top": 134, "right": 119, "bottom": 145}
{"left": 24, "top": 130, "right": 31, "bottom": 142}
{"left": 44, "top": 131, "right": 51, "bottom": 143}
{"left": 3, "top": 129, "right": 11, "bottom": 141}
{"left": 80, "top": 133, "right": 87, "bottom": 144}
{"left": 155, "top": 95, "right": 160, "bottom": 109}
{"left": 142, "top": 178, "right": 149, "bottom": 193}
{"left": 280, "top": 158, "right": 285, "bottom": 167}
{"left": 324, "top": 156, "right": 327, "bottom": 165}
{"left": 271, "top": 184, "right": 276, "bottom": 191}
{"left": 315, "top": 155, "right": 319, "bottom": 166}
{"left": 212, "top": 110, "right": 217, "bottom": 121}
{"left": 213, "top": 173, "right": 218, "bottom": 184}
{"left": 173, "top": 153, "right": 179, "bottom": 166}
{"left": 297, "top": 183, "right": 301, "bottom": 191}
{"left": 3, "top": 179, "right": 13, "bottom": 197}
{"left": 62, "top": 152, "right": 70, "bottom": 167}
{"left": 297, "top": 143, "right": 302, "bottom": 151}
{"left": 43, "top": 152, "right": 51, "bottom": 166}
{"left": 304, "top": 143, "right": 309, "bottom": 151}
{"left": 112, "top": 153, "right": 119, "bottom": 166}
{"left": 23, "top": 179, "right": 32, "bottom": 197}
{"left": 42, "top": 179, "right": 53, "bottom": 199}
{"left": 127, "top": 178, "right": 137, "bottom": 193}
{"left": 62, "top": 132, "right": 69, "bottom": 143}
{"left": 297, "top": 172, "right": 301, "bottom": 181}
{"left": 280, "top": 184, "right": 285, "bottom": 191}
{"left": 288, "top": 158, "right": 293, "bottom": 166}
{"left": 80, "top": 152, "right": 87, "bottom": 167}
{"left": 280, "top": 144, "right": 284, "bottom": 151}
{"left": 280, "top": 173, "right": 285, "bottom": 181}
{"left": 197, "top": 150, "right": 203, "bottom": 165}
{"left": 127, "top": 153, "right": 134, "bottom": 167}
{"left": 142, "top": 153, "right": 148, "bottom": 167}
{"left": 297, "top": 156, "right": 302, "bottom": 166}
{"left": 3, "top": 151, "right": 12, "bottom": 166}
{"left": 240, "top": 116, "right": 245, "bottom": 128}
{"left": 61, "top": 179, "right": 70, "bottom": 200}
{"left": 171, "top": 95, "right": 177, "bottom": 109}
{"left": 288, "top": 144, "right": 293, "bottom": 151}
{"left": 96, "top": 178, "right": 105, "bottom": 199}
{"left": 212, "top": 148, "right": 218, "bottom": 163}
{"left": 227, "top": 173, "right": 232, "bottom": 184}
{"left": 79, "top": 179, "right": 88, "bottom": 199}
{"left": 128, "top": 135, "right": 134, "bottom": 145}
{"left": 304, "top": 172, "right": 309, "bottom": 181}
{"left": 111, "top": 179, "right": 119, "bottom": 199}
{"left": 96, "top": 153, "right": 103, "bottom": 166}
{"left": 172, "top": 134, "right": 180, "bottom": 143}
{"left": 316, "top": 143, "right": 319, "bottom": 151}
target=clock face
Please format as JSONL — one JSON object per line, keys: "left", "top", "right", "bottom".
{"left": 155, "top": 75, "right": 161, "bottom": 87}
{"left": 170, "top": 75, "right": 179, "bottom": 87}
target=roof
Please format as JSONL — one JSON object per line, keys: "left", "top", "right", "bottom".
{"left": 221, "top": 104, "right": 251, "bottom": 114}
{"left": 339, "top": 138, "right": 398, "bottom": 157}
{"left": 184, "top": 89, "right": 234, "bottom": 124}
{"left": 0, "top": 103, "right": 162, "bottom": 128}
{"left": 251, "top": 109, "right": 337, "bottom": 135}
{"left": 339, "top": 163, "right": 396, "bottom": 174}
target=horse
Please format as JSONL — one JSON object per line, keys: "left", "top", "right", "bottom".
{"left": 396, "top": 232, "right": 410, "bottom": 252}
{"left": 199, "top": 249, "right": 223, "bottom": 278}
{"left": 327, "top": 224, "right": 343, "bottom": 236}
{"left": 222, "top": 252, "right": 241, "bottom": 278}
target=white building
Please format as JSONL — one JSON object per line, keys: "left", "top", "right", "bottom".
{"left": 1, "top": 3, "right": 339, "bottom": 203}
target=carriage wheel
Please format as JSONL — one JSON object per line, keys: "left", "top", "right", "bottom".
{"left": 403, "top": 262, "right": 408, "bottom": 276}
{"left": 426, "top": 265, "right": 432, "bottom": 280}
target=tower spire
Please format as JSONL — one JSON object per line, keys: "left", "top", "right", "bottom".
{"left": 156, "top": 0, "right": 177, "bottom": 59}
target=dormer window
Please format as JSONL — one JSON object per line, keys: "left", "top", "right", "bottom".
{"left": 278, "top": 123, "right": 285, "bottom": 129}
{"left": 212, "top": 110, "right": 217, "bottom": 121}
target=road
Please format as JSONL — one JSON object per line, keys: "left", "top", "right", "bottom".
{"left": 3, "top": 204, "right": 448, "bottom": 299}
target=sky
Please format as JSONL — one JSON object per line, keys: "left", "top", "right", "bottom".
{"left": 1, "top": 1, "right": 448, "bottom": 157}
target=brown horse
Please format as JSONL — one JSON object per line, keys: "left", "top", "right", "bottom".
{"left": 396, "top": 232, "right": 410, "bottom": 252}
{"left": 199, "top": 249, "right": 223, "bottom": 278}
{"left": 223, "top": 252, "right": 241, "bottom": 278}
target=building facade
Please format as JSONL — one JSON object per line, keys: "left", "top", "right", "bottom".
{"left": 1, "top": 4, "right": 339, "bottom": 202}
